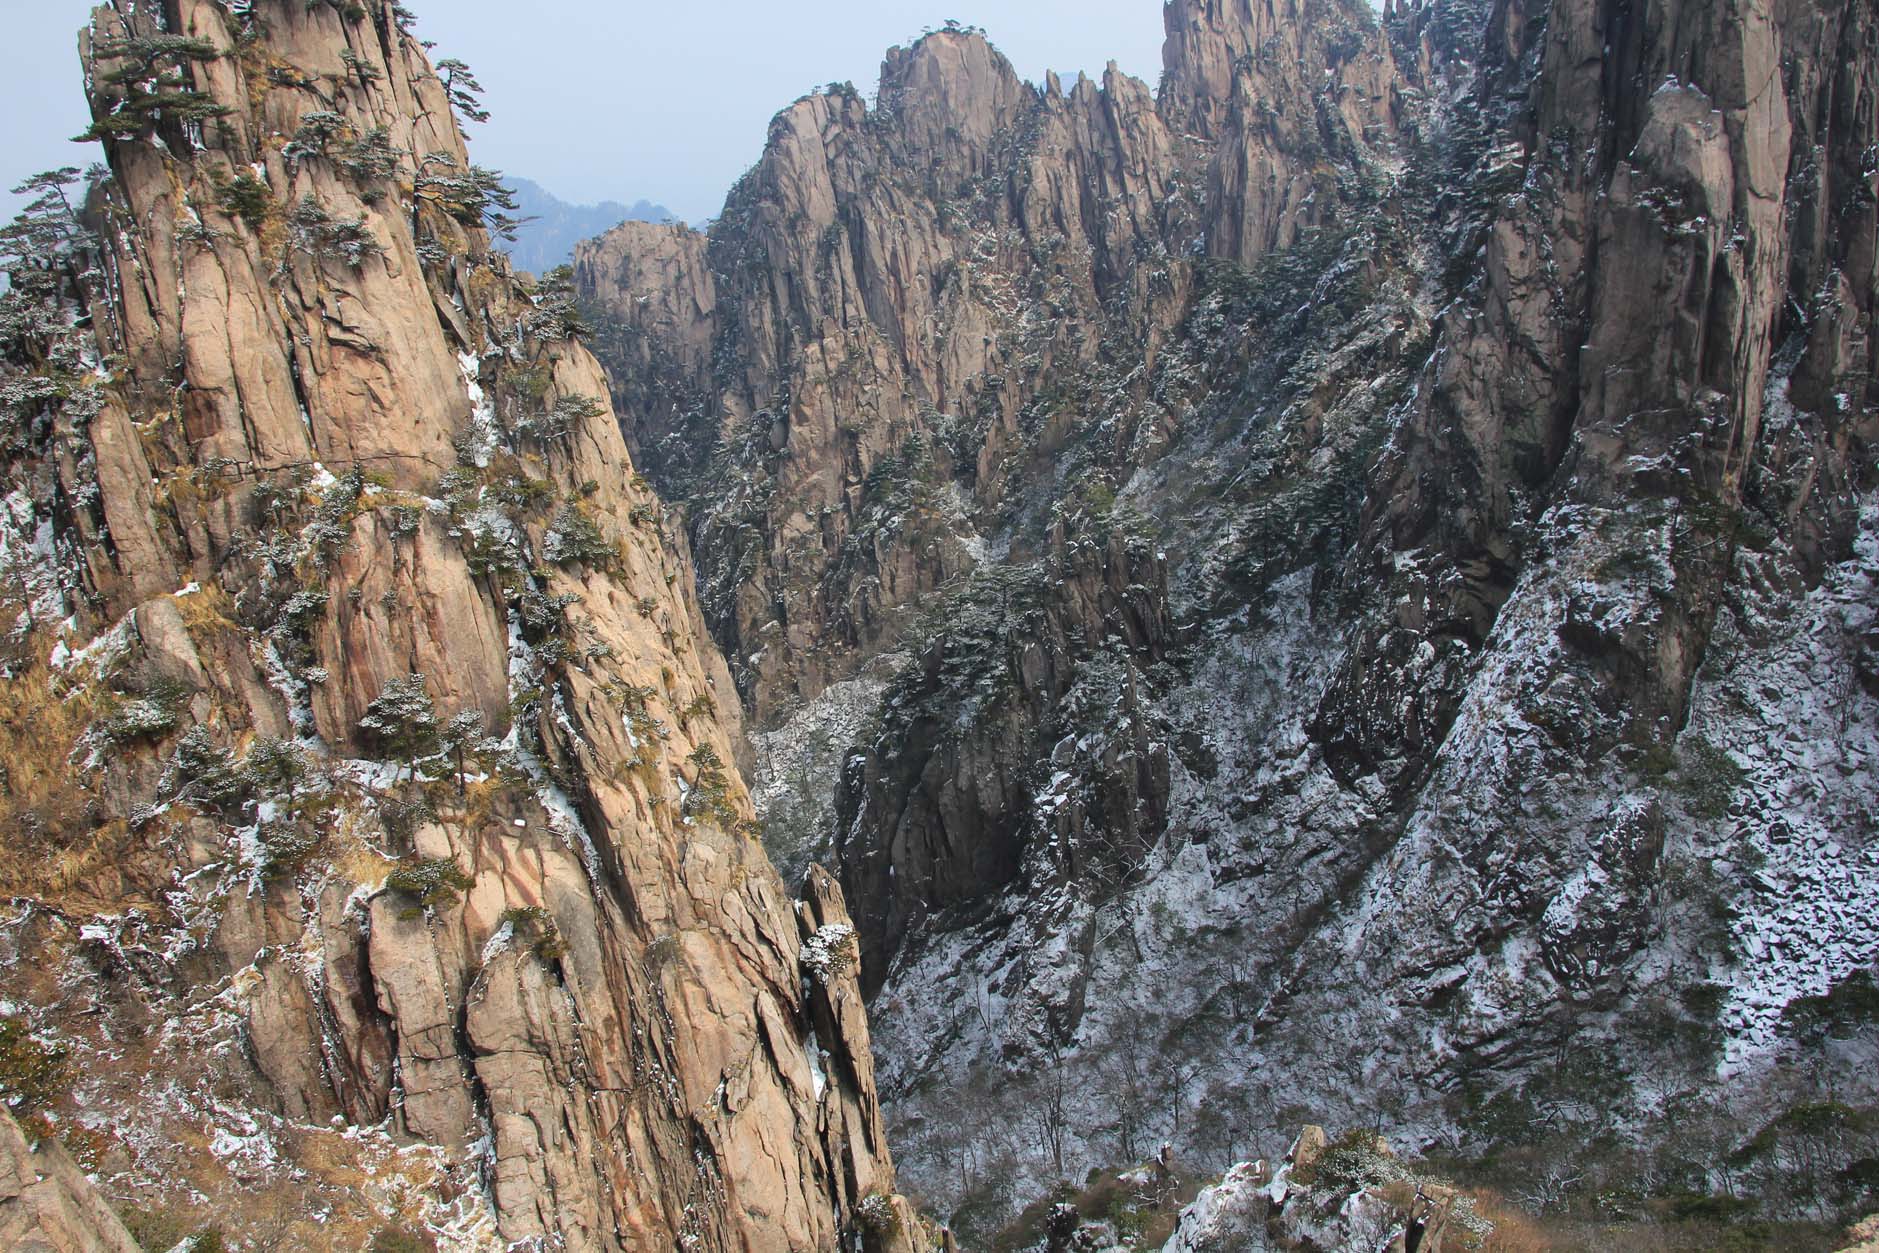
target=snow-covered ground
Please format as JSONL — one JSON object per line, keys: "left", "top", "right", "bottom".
{"left": 862, "top": 450, "right": 1879, "bottom": 1225}
{"left": 750, "top": 674, "right": 890, "bottom": 887}
{"left": 1691, "top": 498, "right": 1879, "bottom": 1067}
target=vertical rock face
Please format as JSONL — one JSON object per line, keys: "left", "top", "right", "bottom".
{"left": 0, "top": 1, "right": 915, "bottom": 1247}
{"left": 584, "top": 0, "right": 1877, "bottom": 1234}
{"left": 1163, "top": 0, "right": 1403, "bottom": 261}
{"left": 577, "top": 3, "right": 1402, "bottom": 718}
{"left": 837, "top": 524, "right": 1174, "bottom": 988}
{"left": 579, "top": 28, "right": 1196, "bottom": 723}
{"left": 1341, "top": 0, "right": 1878, "bottom": 998}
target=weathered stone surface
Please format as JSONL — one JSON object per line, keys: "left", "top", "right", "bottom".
{"left": 837, "top": 524, "right": 1172, "bottom": 987}
{"left": 0, "top": 1114, "right": 139, "bottom": 1253}
{"left": 309, "top": 510, "right": 511, "bottom": 750}
{"left": 1840, "top": 1214, "right": 1879, "bottom": 1253}
{"left": 580, "top": 6, "right": 1396, "bottom": 727}
{"left": 0, "top": 1, "right": 919, "bottom": 1247}
{"left": 581, "top": 0, "right": 1397, "bottom": 988}
{"left": 1289, "top": 1125, "right": 1328, "bottom": 1177}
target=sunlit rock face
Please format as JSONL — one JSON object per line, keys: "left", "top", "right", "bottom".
{"left": 0, "top": 2, "right": 934, "bottom": 1248}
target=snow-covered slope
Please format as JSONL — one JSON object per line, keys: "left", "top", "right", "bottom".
{"left": 584, "top": 0, "right": 1879, "bottom": 1239}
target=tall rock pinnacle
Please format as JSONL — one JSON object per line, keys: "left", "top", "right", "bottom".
{"left": 0, "top": 1, "right": 928, "bottom": 1247}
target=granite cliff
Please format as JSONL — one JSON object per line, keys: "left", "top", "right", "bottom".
{"left": 0, "top": 0, "right": 1872, "bottom": 1245}
{"left": 0, "top": 1, "right": 929, "bottom": 1248}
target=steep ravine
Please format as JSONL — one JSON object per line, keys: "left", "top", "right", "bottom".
{"left": 0, "top": 1, "right": 932, "bottom": 1249}
{"left": 581, "top": 0, "right": 1879, "bottom": 1236}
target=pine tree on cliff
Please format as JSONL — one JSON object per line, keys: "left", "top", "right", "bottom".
{"left": 359, "top": 673, "right": 441, "bottom": 782}
{"left": 439, "top": 709, "right": 486, "bottom": 796}
{"left": 434, "top": 58, "right": 490, "bottom": 125}
{"left": 0, "top": 170, "right": 87, "bottom": 275}
{"left": 75, "top": 34, "right": 231, "bottom": 143}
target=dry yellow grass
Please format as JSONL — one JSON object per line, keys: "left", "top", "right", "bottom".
{"left": 114, "top": 1119, "right": 449, "bottom": 1252}
{"left": 174, "top": 583, "right": 239, "bottom": 641}
{"left": 322, "top": 807, "right": 396, "bottom": 889}
{"left": 0, "top": 654, "right": 126, "bottom": 905}
{"left": 433, "top": 775, "right": 504, "bottom": 831}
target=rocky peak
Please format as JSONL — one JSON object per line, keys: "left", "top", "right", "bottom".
{"left": 576, "top": 0, "right": 1420, "bottom": 992}
{"left": 578, "top": 28, "right": 1203, "bottom": 727}
{"left": 1160, "top": 0, "right": 1398, "bottom": 141}
{"left": 79, "top": 0, "right": 473, "bottom": 499}
{"left": 1162, "top": 0, "right": 1303, "bottom": 134}
{"left": 578, "top": 0, "right": 1411, "bottom": 723}
{"left": 877, "top": 29, "right": 1030, "bottom": 170}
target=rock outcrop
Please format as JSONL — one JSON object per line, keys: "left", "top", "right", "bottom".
{"left": 578, "top": 5, "right": 1402, "bottom": 724}
{"left": 0, "top": 1, "right": 919, "bottom": 1247}
{"left": 1843, "top": 1214, "right": 1879, "bottom": 1253}
{"left": 1323, "top": 0, "right": 1878, "bottom": 1077}
{"left": 0, "top": 1114, "right": 140, "bottom": 1253}
{"left": 1159, "top": 1126, "right": 1484, "bottom": 1253}
{"left": 836, "top": 521, "right": 1173, "bottom": 990}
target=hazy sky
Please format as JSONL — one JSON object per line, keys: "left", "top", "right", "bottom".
{"left": 2, "top": 1, "right": 1171, "bottom": 226}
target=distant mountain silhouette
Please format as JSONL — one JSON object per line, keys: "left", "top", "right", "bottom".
{"left": 502, "top": 178, "right": 675, "bottom": 274}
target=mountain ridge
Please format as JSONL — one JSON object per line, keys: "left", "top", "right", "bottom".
{"left": 0, "top": 0, "right": 1871, "bottom": 1247}
{"left": 501, "top": 175, "right": 675, "bottom": 275}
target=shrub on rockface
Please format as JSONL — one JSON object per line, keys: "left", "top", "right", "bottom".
{"left": 1307, "top": 1130, "right": 1408, "bottom": 1194}
{"left": 854, "top": 1191, "right": 902, "bottom": 1240}
{"left": 287, "top": 195, "right": 385, "bottom": 269}
{"left": 102, "top": 672, "right": 191, "bottom": 743}
{"left": 437, "top": 709, "right": 487, "bottom": 795}
{"left": 99, "top": 693, "right": 178, "bottom": 742}
{"left": 987, "top": 1160, "right": 1202, "bottom": 1253}
{"left": 1783, "top": 968, "right": 1879, "bottom": 1045}
{"left": 544, "top": 503, "right": 615, "bottom": 568}
{"left": 501, "top": 905, "right": 568, "bottom": 961}
{"left": 525, "top": 266, "right": 590, "bottom": 340}
{"left": 517, "top": 394, "right": 605, "bottom": 446}
{"left": 682, "top": 742, "right": 738, "bottom": 825}
{"left": 122, "top": 1212, "right": 227, "bottom": 1253}
{"left": 414, "top": 153, "right": 522, "bottom": 240}
{"left": 254, "top": 819, "right": 321, "bottom": 882}
{"left": 369, "top": 1227, "right": 437, "bottom": 1253}
{"left": 385, "top": 857, "right": 473, "bottom": 917}
{"left": 801, "top": 924, "right": 858, "bottom": 985}
{"left": 337, "top": 127, "right": 401, "bottom": 190}
{"left": 163, "top": 725, "right": 252, "bottom": 814}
